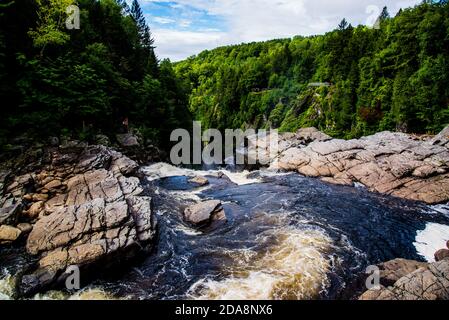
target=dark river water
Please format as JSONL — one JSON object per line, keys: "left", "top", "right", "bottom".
{"left": 1, "top": 164, "right": 449, "bottom": 300}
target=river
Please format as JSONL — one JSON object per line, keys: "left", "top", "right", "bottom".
{"left": 1, "top": 163, "right": 449, "bottom": 300}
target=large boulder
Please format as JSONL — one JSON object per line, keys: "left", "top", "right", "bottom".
{"left": 184, "top": 200, "right": 226, "bottom": 226}
{"left": 271, "top": 128, "right": 449, "bottom": 204}
{"left": 0, "top": 225, "right": 22, "bottom": 244}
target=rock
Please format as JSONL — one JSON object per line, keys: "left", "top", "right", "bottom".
{"left": 0, "top": 202, "right": 22, "bottom": 225}
{"left": 0, "top": 225, "right": 22, "bottom": 243}
{"left": 188, "top": 176, "right": 209, "bottom": 187}
{"left": 360, "top": 259, "right": 449, "bottom": 300}
{"left": 43, "top": 179, "right": 63, "bottom": 191}
{"left": 116, "top": 133, "right": 139, "bottom": 148}
{"left": 377, "top": 258, "right": 428, "bottom": 286}
{"left": 32, "top": 194, "right": 49, "bottom": 202}
{"left": 295, "top": 127, "right": 332, "bottom": 144}
{"left": 271, "top": 127, "right": 449, "bottom": 204}
{"left": 184, "top": 200, "right": 226, "bottom": 226}
{"left": 447, "top": 240, "right": 449, "bottom": 250}
{"left": 17, "top": 223, "right": 33, "bottom": 234}
{"left": 434, "top": 249, "right": 449, "bottom": 262}
{"left": 429, "top": 125, "right": 449, "bottom": 146}
{"left": 0, "top": 144, "right": 158, "bottom": 296}
{"left": 25, "top": 201, "right": 45, "bottom": 219}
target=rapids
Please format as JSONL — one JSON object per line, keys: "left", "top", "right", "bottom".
{"left": 1, "top": 163, "right": 449, "bottom": 300}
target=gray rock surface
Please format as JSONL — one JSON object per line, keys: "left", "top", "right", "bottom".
{"left": 267, "top": 126, "right": 449, "bottom": 204}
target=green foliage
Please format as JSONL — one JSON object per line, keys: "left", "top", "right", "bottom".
{"left": 0, "top": 0, "right": 191, "bottom": 149}
{"left": 175, "top": 2, "right": 449, "bottom": 137}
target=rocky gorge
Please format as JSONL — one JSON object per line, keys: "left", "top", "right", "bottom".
{"left": 0, "top": 126, "right": 449, "bottom": 300}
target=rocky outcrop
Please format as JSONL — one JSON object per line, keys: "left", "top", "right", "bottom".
{"left": 264, "top": 126, "right": 449, "bottom": 204}
{"left": 360, "top": 259, "right": 449, "bottom": 300}
{"left": 184, "top": 200, "right": 226, "bottom": 226}
{"left": 360, "top": 243, "right": 449, "bottom": 300}
{"left": 0, "top": 143, "right": 157, "bottom": 296}
{"left": 376, "top": 259, "right": 428, "bottom": 287}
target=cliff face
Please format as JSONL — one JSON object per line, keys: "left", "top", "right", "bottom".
{"left": 0, "top": 142, "right": 156, "bottom": 296}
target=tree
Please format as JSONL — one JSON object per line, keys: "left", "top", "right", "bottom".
{"left": 379, "top": 6, "right": 390, "bottom": 20}
{"left": 338, "top": 18, "right": 349, "bottom": 30}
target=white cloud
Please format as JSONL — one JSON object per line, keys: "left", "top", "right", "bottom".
{"left": 153, "top": 29, "right": 227, "bottom": 62}
{"left": 147, "top": 0, "right": 421, "bottom": 61}
{"left": 153, "top": 16, "right": 176, "bottom": 24}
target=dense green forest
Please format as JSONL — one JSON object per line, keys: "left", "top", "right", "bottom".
{"left": 175, "top": 1, "right": 449, "bottom": 138}
{"left": 1, "top": 1, "right": 449, "bottom": 156}
{"left": 0, "top": 0, "right": 191, "bottom": 153}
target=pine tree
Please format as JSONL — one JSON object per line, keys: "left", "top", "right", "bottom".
{"left": 131, "top": 0, "right": 154, "bottom": 50}
{"left": 379, "top": 6, "right": 390, "bottom": 20}
{"left": 338, "top": 18, "right": 349, "bottom": 30}
{"left": 116, "top": 0, "right": 130, "bottom": 14}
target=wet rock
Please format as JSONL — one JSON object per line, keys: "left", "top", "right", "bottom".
{"left": 0, "top": 225, "right": 22, "bottom": 244}
{"left": 360, "top": 259, "right": 449, "bottom": 300}
{"left": 188, "top": 176, "right": 209, "bottom": 187}
{"left": 434, "top": 249, "right": 449, "bottom": 262}
{"left": 16, "top": 223, "right": 33, "bottom": 234}
{"left": 116, "top": 133, "right": 139, "bottom": 147}
{"left": 0, "top": 202, "right": 22, "bottom": 225}
{"left": 271, "top": 127, "right": 449, "bottom": 204}
{"left": 184, "top": 200, "right": 225, "bottom": 226}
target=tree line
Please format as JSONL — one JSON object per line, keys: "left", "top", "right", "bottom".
{"left": 175, "top": 1, "right": 449, "bottom": 138}
{"left": 0, "top": 0, "right": 191, "bottom": 152}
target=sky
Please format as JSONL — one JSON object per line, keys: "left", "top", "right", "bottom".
{"left": 129, "top": 0, "right": 422, "bottom": 62}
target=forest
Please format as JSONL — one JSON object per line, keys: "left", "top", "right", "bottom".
{"left": 175, "top": 1, "right": 449, "bottom": 139}
{"left": 1, "top": 1, "right": 449, "bottom": 155}
{"left": 0, "top": 0, "right": 191, "bottom": 154}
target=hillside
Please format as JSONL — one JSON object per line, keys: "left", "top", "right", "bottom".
{"left": 175, "top": 2, "right": 449, "bottom": 139}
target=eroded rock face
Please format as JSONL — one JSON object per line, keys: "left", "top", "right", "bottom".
{"left": 269, "top": 126, "right": 449, "bottom": 204}
{"left": 360, "top": 258, "right": 449, "bottom": 300}
{"left": 377, "top": 259, "right": 428, "bottom": 287}
{"left": 0, "top": 143, "right": 156, "bottom": 296}
{"left": 184, "top": 200, "right": 226, "bottom": 226}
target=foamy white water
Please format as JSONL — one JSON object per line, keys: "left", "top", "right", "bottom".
{"left": 0, "top": 274, "right": 14, "bottom": 300}
{"left": 188, "top": 227, "right": 333, "bottom": 300}
{"left": 142, "top": 162, "right": 264, "bottom": 185}
{"left": 414, "top": 222, "right": 449, "bottom": 262}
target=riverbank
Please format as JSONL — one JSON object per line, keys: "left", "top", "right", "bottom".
{"left": 1, "top": 127, "right": 449, "bottom": 300}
